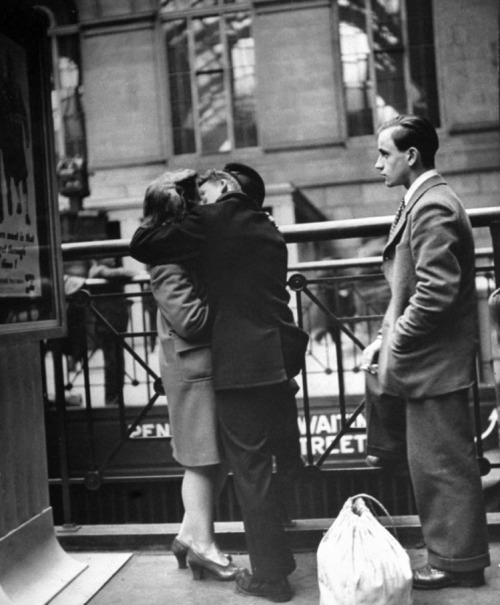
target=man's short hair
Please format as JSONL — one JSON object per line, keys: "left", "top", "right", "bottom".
{"left": 200, "top": 163, "right": 266, "bottom": 207}
{"left": 223, "top": 162, "right": 266, "bottom": 207}
{"left": 200, "top": 169, "right": 241, "bottom": 191}
{"left": 379, "top": 114, "right": 439, "bottom": 169}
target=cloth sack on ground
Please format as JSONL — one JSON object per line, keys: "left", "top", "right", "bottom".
{"left": 317, "top": 494, "right": 412, "bottom": 605}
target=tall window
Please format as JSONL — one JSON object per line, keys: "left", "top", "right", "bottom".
{"left": 37, "top": 4, "right": 89, "bottom": 207}
{"left": 37, "top": 4, "right": 86, "bottom": 162}
{"left": 338, "top": 0, "right": 439, "bottom": 137}
{"left": 55, "top": 35, "right": 86, "bottom": 160}
{"left": 162, "top": 0, "right": 257, "bottom": 155}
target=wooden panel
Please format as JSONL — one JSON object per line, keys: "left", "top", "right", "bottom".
{"left": 435, "top": 0, "right": 498, "bottom": 131}
{"left": 75, "top": 0, "right": 98, "bottom": 22}
{"left": 254, "top": 2, "right": 345, "bottom": 149}
{"left": 96, "top": 0, "right": 134, "bottom": 18}
{"left": 0, "top": 341, "right": 49, "bottom": 537}
{"left": 76, "top": 0, "right": 157, "bottom": 21}
{"left": 83, "top": 24, "right": 164, "bottom": 166}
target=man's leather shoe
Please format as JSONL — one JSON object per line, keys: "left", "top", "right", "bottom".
{"left": 412, "top": 564, "right": 485, "bottom": 590}
{"left": 236, "top": 569, "right": 293, "bottom": 602}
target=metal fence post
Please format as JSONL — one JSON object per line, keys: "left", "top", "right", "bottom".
{"left": 52, "top": 339, "right": 79, "bottom": 531}
{"left": 489, "top": 220, "right": 500, "bottom": 448}
{"left": 490, "top": 221, "right": 500, "bottom": 288}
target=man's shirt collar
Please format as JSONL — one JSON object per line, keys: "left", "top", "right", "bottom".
{"left": 404, "top": 169, "right": 438, "bottom": 204}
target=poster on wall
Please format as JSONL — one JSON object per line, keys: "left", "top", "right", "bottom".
{"left": 0, "top": 32, "right": 40, "bottom": 298}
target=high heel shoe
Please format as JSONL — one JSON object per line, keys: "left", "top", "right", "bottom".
{"left": 187, "top": 547, "right": 241, "bottom": 581}
{"left": 171, "top": 536, "right": 233, "bottom": 569}
{"left": 171, "top": 537, "right": 190, "bottom": 569}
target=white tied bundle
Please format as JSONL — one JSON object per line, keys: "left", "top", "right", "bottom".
{"left": 317, "top": 494, "right": 413, "bottom": 605}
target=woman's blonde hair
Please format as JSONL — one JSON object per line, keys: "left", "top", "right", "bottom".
{"left": 142, "top": 170, "right": 199, "bottom": 228}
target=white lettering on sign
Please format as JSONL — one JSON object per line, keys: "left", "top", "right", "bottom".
{"left": 297, "top": 413, "right": 366, "bottom": 436}
{"left": 129, "top": 423, "right": 171, "bottom": 438}
{"left": 126, "top": 411, "right": 368, "bottom": 458}
{"left": 298, "top": 413, "right": 367, "bottom": 457}
{"left": 300, "top": 433, "right": 367, "bottom": 456}
{"left": 479, "top": 408, "right": 498, "bottom": 442}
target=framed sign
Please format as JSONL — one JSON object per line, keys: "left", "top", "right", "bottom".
{"left": 0, "top": 6, "right": 65, "bottom": 340}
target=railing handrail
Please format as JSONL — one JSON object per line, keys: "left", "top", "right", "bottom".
{"left": 290, "top": 247, "right": 495, "bottom": 272}
{"left": 281, "top": 206, "right": 500, "bottom": 242}
{"left": 67, "top": 252, "right": 498, "bottom": 286}
{"left": 83, "top": 247, "right": 495, "bottom": 284}
{"left": 61, "top": 206, "right": 500, "bottom": 261}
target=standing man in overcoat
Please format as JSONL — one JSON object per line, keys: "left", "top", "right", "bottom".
{"left": 361, "top": 114, "right": 490, "bottom": 590}
{"left": 130, "top": 163, "right": 308, "bottom": 602}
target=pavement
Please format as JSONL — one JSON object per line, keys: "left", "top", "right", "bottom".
{"left": 58, "top": 546, "right": 500, "bottom": 605}
{"left": 52, "top": 522, "right": 500, "bottom": 605}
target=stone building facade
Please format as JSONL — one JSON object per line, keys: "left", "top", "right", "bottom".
{"left": 41, "top": 0, "right": 498, "bottom": 260}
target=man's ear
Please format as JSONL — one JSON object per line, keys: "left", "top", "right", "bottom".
{"left": 220, "top": 178, "right": 230, "bottom": 194}
{"left": 407, "top": 147, "right": 419, "bottom": 167}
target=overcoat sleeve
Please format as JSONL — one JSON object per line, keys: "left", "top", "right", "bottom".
{"left": 129, "top": 207, "right": 205, "bottom": 266}
{"left": 392, "top": 200, "right": 462, "bottom": 353}
{"left": 149, "top": 263, "right": 211, "bottom": 341}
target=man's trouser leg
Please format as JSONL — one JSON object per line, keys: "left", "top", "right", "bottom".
{"left": 216, "top": 384, "right": 296, "bottom": 579}
{"left": 271, "top": 380, "right": 303, "bottom": 472}
{"left": 407, "top": 389, "right": 490, "bottom": 572}
{"left": 365, "top": 372, "right": 407, "bottom": 461}
{"left": 271, "top": 380, "right": 303, "bottom": 524}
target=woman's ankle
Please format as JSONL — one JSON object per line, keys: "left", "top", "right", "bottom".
{"left": 192, "top": 541, "right": 229, "bottom": 565}
{"left": 176, "top": 534, "right": 192, "bottom": 547}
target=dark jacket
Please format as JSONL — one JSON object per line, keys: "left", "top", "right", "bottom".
{"left": 378, "top": 174, "right": 479, "bottom": 399}
{"left": 131, "top": 191, "right": 308, "bottom": 390}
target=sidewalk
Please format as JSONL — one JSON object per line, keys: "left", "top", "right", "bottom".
{"left": 52, "top": 506, "right": 500, "bottom": 604}
{"left": 54, "top": 542, "right": 500, "bottom": 604}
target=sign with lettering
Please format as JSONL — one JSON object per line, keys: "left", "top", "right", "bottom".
{"left": 127, "top": 406, "right": 368, "bottom": 463}
{"left": 0, "top": 33, "right": 39, "bottom": 297}
{"left": 298, "top": 411, "right": 367, "bottom": 461}
{"left": 130, "top": 422, "right": 171, "bottom": 439}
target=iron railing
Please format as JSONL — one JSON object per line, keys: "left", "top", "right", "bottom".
{"left": 44, "top": 207, "right": 500, "bottom": 525}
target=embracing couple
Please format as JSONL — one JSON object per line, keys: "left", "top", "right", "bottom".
{"left": 130, "top": 163, "right": 308, "bottom": 603}
{"left": 131, "top": 114, "right": 492, "bottom": 601}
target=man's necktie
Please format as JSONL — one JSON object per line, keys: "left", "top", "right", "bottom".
{"left": 390, "top": 198, "right": 406, "bottom": 237}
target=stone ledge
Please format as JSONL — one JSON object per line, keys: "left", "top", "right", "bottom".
{"left": 56, "top": 513, "right": 500, "bottom": 553}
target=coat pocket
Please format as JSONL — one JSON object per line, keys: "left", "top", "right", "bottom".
{"left": 174, "top": 339, "right": 213, "bottom": 383}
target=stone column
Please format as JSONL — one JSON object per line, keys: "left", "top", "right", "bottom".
{"left": 0, "top": 341, "right": 85, "bottom": 604}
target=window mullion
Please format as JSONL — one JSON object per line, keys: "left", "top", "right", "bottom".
{"left": 188, "top": 18, "right": 203, "bottom": 154}
{"left": 400, "top": 0, "right": 412, "bottom": 114}
{"left": 366, "top": 0, "right": 379, "bottom": 131}
{"left": 164, "top": 2, "right": 257, "bottom": 154}
{"left": 221, "top": 16, "right": 235, "bottom": 151}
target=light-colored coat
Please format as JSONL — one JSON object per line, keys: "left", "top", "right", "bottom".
{"left": 377, "top": 174, "right": 479, "bottom": 399}
{"left": 150, "top": 263, "right": 220, "bottom": 467}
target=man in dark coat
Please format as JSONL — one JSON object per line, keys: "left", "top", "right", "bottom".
{"left": 130, "top": 163, "right": 308, "bottom": 602}
{"left": 361, "top": 115, "right": 490, "bottom": 590}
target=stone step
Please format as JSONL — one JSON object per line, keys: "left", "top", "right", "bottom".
{"left": 57, "top": 513, "right": 500, "bottom": 553}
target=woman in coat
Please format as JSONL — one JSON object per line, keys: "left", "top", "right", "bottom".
{"left": 141, "top": 171, "right": 238, "bottom": 581}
